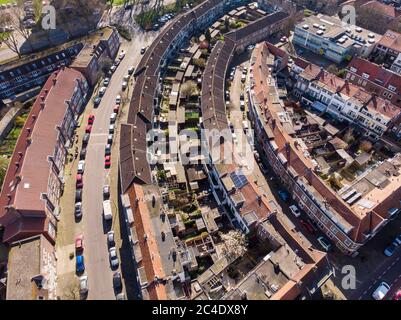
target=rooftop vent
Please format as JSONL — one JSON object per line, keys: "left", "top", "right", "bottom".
{"left": 302, "top": 24, "right": 309, "bottom": 30}
{"left": 356, "top": 27, "right": 362, "bottom": 33}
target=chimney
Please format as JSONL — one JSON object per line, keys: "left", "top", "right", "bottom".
{"left": 40, "top": 102, "right": 45, "bottom": 109}
{"left": 52, "top": 77, "right": 57, "bottom": 86}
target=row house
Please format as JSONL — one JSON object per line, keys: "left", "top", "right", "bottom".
{"left": 248, "top": 42, "right": 401, "bottom": 256}
{"left": 345, "top": 57, "right": 401, "bottom": 108}
{"left": 0, "top": 67, "right": 88, "bottom": 245}
{"left": 373, "top": 29, "right": 401, "bottom": 68}
{"left": 293, "top": 62, "right": 400, "bottom": 139}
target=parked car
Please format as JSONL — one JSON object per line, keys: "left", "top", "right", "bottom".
{"left": 113, "top": 105, "right": 120, "bottom": 114}
{"left": 82, "top": 133, "right": 90, "bottom": 146}
{"left": 116, "top": 95, "right": 122, "bottom": 105}
{"left": 110, "top": 65, "right": 117, "bottom": 73}
{"left": 128, "top": 66, "right": 135, "bottom": 75}
{"left": 93, "top": 97, "right": 101, "bottom": 108}
{"left": 79, "top": 276, "right": 88, "bottom": 298}
{"left": 75, "top": 189, "right": 82, "bottom": 202}
{"left": 277, "top": 190, "right": 289, "bottom": 202}
{"left": 99, "top": 86, "right": 107, "bottom": 97}
{"left": 300, "top": 219, "right": 315, "bottom": 234}
{"left": 105, "top": 155, "right": 111, "bottom": 168}
{"left": 113, "top": 272, "right": 122, "bottom": 291}
{"left": 116, "top": 293, "right": 126, "bottom": 300}
{"left": 85, "top": 125, "right": 92, "bottom": 134}
{"left": 289, "top": 205, "right": 301, "bottom": 218}
{"left": 395, "top": 234, "right": 401, "bottom": 246}
{"left": 103, "top": 78, "right": 110, "bottom": 87}
{"left": 80, "top": 147, "right": 87, "bottom": 160}
{"left": 105, "top": 144, "right": 111, "bottom": 156}
{"left": 393, "top": 289, "right": 401, "bottom": 300}
{"left": 103, "top": 185, "right": 110, "bottom": 200}
{"left": 372, "top": 282, "right": 390, "bottom": 300}
{"left": 384, "top": 242, "right": 399, "bottom": 257}
{"left": 107, "top": 231, "right": 115, "bottom": 246}
{"left": 75, "top": 234, "right": 84, "bottom": 251}
{"left": 75, "top": 202, "right": 82, "bottom": 219}
{"left": 107, "top": 134, "right": 113, "bottom": 144}
{"left": 109, "top": 125, "right": 115, "bottom": 134}
{"left": 88, "top": 114, "right": 95, "bottom": 125}
{"left": 109, "top": 247, "right": 119, "bottom": 268}
{"left": 76, "top": 174, "right": 84, "bottom": 189}
{"left": 77, "top": 160, "right": 85, "bottom": 174}
{"left": 317, "top": 236, "right": 332, "bottom": 251}
{"left": 76, "top": 255, "right": 85, "bottom": 273}
{"left": 121, "top": 81, "right": 128, "bottom": 90}
{"left": 110, "top": 113, "right": 117, "bottom": 124}
{"left": 119, "top": 51, "right": 125, "bottom": 60}
{"left": 141, "top": 46, "right": 146, "bottom": 54}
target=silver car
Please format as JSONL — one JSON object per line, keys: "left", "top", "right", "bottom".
{"left": 109, "top": 247, "right": 119, "bottom": 268}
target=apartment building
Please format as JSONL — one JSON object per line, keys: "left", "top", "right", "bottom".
{"left": 293, "top": 14, "right": 381, "bottom": 63}
{"left": 0, "top": 43, "right": 83, "bottom": 103}
{"left": 293, "top": 62, "right": 401, "bottom": 139}
{"left": 70, "top": 27, "right": 120, "bottom": 86}
{"left": 345, "top": 57, "right": 401, "bottom": 109}
{"left": 0, "top": 67, "right": 88, "bottom": 244}
{"left": 248, "top": 42, "right": 401, "bottom": 256}
{"left": 374, "top": 29, "right": 401, "bottom": 69}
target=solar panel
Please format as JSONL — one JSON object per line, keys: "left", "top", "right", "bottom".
{"left": 230, "top": 169, "right": 248, "bottom": 189}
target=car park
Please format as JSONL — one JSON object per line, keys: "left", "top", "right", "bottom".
{"left": 75, "top": 202, "right": 82, "bottom": 219}
{"left": 85, "top": 125, "right": 92, "bottom": 133}
{"left": 103, "top": 78, "right": 110, "bottom": 87}
{"left": 76, "top": 174, "right": 84, "bottom": 189}
{"left": 372, "top": 282, "right": 390, "bottom": 300}
{"left": 103, "top": 185, "right": 110, "bottom": 200}
{"left": 75, "top": 234, "right": 84, "bottom": 251}
{"left": 109, "top": 247, "right": 119, "bottom": 268}
{"left": 289, "top": 205, "right": 301, "bottom": 218}
{"left": 107, "top": 231, "right": 115, "bottom": 246}
{"left": 105, "top": 155, "right": 111, "bottom": 168}
{"left": 105, "top": 144, "right": 111, "bottom": 156}
{"left": 82, "top": 133, "right": 90, "bottom": 146}
{"left": 317, "top": 236, "right": 332, "bottom": 251}
{"left": 113, "top": 272, "right": 122, "bottom": 291}
{"left": 88, "top": 115, "right": 95, "bottom": 125}
{"left": 79, "top": 276, "right": 88, "bottom": 298}
{"left": 80, "top": 147, "right": 87, "bottom": 160}
{"left": 76, "top": 255, "right": 85, "bottom": 273}
{"left": 75, "top": 189, "right": 82, "bottom": 202}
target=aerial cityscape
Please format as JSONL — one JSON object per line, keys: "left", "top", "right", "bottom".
{"left": 0, "top": 0, "right": 401, "bottom": 302}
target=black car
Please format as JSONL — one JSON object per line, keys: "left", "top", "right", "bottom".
{"left": 93, "top": 96, "right": 101, "bottom": 108}
{"left": 82, "top": 133, "right": 90, "bottom": 147}
{"left": 75, "top": 189, "right": 82, "bottom": 202}
{"left": 113, "top": 272, "right": 122, "bottom": 291}
{"left": 105, "top": 144, "right": 111, "bottom": 156}
{"left": 80, "top": 147, "right": 87, "bottom": 160}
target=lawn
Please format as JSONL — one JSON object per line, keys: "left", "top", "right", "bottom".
{"left": 0, "top": 0, "right": 16, "bottom": 4}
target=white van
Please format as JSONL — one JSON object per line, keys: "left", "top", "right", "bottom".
{"left": 103, "top": 200, "right": 112, "bottom": 221}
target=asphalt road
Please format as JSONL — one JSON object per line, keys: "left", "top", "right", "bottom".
{"left": 78, "top": 32, "right": 156, "bottom": 300}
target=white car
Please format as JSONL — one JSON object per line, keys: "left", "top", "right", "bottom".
{"left": 77, "top": 160, "right": 85, "bottom": 174}
{"left": 122, "top": 81, "right": 128, "bottom": 90}
{"left": 128, "top": 66, "right": 135, "bottom": 75}
{"left": 317, "top": 236, "right": 332, "bottom": 251}
{"left": 109, "top": 247, "right": 119, "bottom": 268}
{"left": 107, "top": 231, "right": 115, "bottom": 246}
{"left": 140, "top": 47, "right": 146, "bottom": 54}
{"left": 119, "top": 51, "right": 125, "bottom": 60}
{"left": 110, "top": 65, "right": 117, "bottom": 73}
{"left": 79, "top": 275, "right": 88, "bottom": 297}
{"left": 289, "top": 205, "right": 301, "bottom": 217}
{"left": 99, "top": 86, "right": 107, "bottom": 96}
{"left": 109, "top": 124, "right": 115, "bottom": 134}
{"left": 116, "top": 95, "right": 121, "bottom": 104}
{"left": 372, "top": 282, "right": 390, "bottom": 300}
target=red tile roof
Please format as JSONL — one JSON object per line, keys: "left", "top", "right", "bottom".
{"left": 378, "top": 30, "right": 401, "bottom": 52}
{"left": 360, "top": 1, "right": 401, "bottom": 18}
{"left": 0, "top": 67, "right": 85, "bottom": 243}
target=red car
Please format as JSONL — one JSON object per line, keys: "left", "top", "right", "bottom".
{"left": 105, "top": 155, "right": 111, "bottom": 168}
{"left": 76, "top": 174, "right": 84, "bottom": 189}
{"left": 113, "top": 105, "right": 119, "bottom": 114}
{"left": 88, "top": 115, "right": 95, "bottom": 125}
{"left": 394, "top": 290, "right": 401, "bottom": 300}
{"left": 75, "top": 234, "right": 84, "bottom": 251}
{"left": 300, "top": 219, "right": 315, "bottom": 234}
{"left": 85, "top": 125, "right": 92, "bottom": 133}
